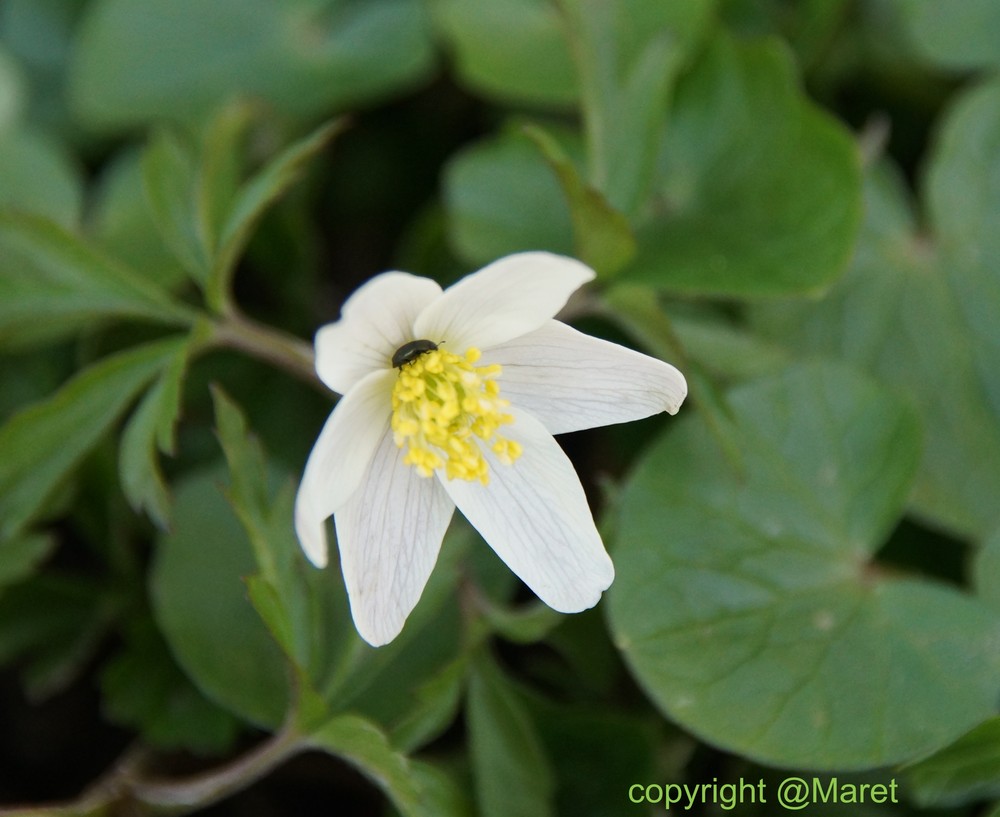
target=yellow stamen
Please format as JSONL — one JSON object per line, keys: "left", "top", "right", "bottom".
{"left": 391, "top": 347, "right": 521, "bottom": 484}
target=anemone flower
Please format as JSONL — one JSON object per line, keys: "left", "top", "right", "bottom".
{"left": 295, "top": 252, "right": 686, "bottom": 646}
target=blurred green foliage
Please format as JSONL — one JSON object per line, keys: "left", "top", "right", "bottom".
{"left": 1, "top": 0, "right": 1000, "bottom": 814}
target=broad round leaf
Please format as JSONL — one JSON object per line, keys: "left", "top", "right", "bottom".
{"left": 975, "top": 528, "right": 1000, "bottom": 620}
{"left": 609, "top": 363, "right": 1000, "bottom": 769}
{"left": 904, "top": 717, "right": 1000, "bottom": 808}
{"left": 444, "top": 130, "right": 574, "bottom": 265}
{"left": 928, "top": 80, "right": 1000, "bottom": 443}
{"left": 70, "top": 0, "right": 435, "bottom": 133}
{"left": 625, "top": 34, "right": 862, "bottom": 297}
{"left": 431, "top": 0, "right": 577, "bottom": 106}
{"left": 0, "top": 0, "right": 85, "bottom": 137}
{"left": 151, "top": 467, "right": 290, "bottom": 728}
{"left": 752, "top": 82, "right": 1000, "bottom": 539}
{"left": 0, "top": 128, "right": 81, "bottom": 227}
{"left": 558, "top": 0, "right": 714, "bottom": 214}
{"left": 895, "top": 0, "right": 1000, "bottom": 71}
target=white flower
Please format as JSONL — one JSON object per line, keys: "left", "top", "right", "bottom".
{"left": 295, "top": 252, "right": 687, "bottom": 646}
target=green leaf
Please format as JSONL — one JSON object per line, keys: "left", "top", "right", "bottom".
{"left": 430, "top": 0, "right": 578, "bottom": 106}
{"left": 100, "top": 615, "right": 242, "bottom": 754}
{"left": 625, "top": 33, "right": 862, "bottom": 297}
{"left": 755, "top": 164, "right": 1000, "bottom": 536}
{"left": 142, "top": 129, "right": 213, "bottom": 283}
{"left": 528, "top": 702, "right": 659, "bottom": 817}
{"left": 245, "top": 575, "right": 299, "bottom": 674}
{"left": 558, "top": 0, "right": 713, "bottom": 214}
{"left": 118, "top": 333, "right": 197, "bottom": 527}
{"left": 0, "top": 45, "right": 26, "bottom": 130}
{"left": 608, "top": 362, "right": 1000, "bottom": 769}
{"left": 210, "top": 387, "right": 272, "bottom": 569}
{"left": 0, "top": 0, "right": 86, "bottom": 139}
{"left": 479, "top": 599, "right": 562, "bottom": 645}
{"left": 196, "top": 102, "right": 255, "bottom": 256}
{"left": 209, "top": 118, "right": 343, "bottom": 312}
{"left": 204, "top": 390, "right": 364, "bottom": 724}
{"left": 603, "top": 283, "right": 749, "bottom": 469}
{"left": 150, "top": 466, "right": 291, "bottom": 728}
{"left": 390, "top": 658, "right": 467, "bottom": 753}
{"left": 895, "top": 0, "right": 1000, "bottom": 71}
{"left": 0, "top": 336, "right": 186, "bottom": 541}
{"left": 444, "top": 128, "right": 574, "bottom": 266}
{"left": 0, "top": 211, "right": 195, "bottom": 347}
{"left": 542, "top": 609, "right": 621, "bottom": 698}
{"left": 70, "top": 0, "right": 435, "bottom": 133}
{"left": 309, "top": 714, "right": 429, "bottom": 817}
{"left": 210, "top": 388, "right": 335, "bottom": 677}
{"left": 0, "top": 533, "right": 55, "bottom": 592}
{"left": 324, "top": 523, "right": 474, "bottom": 730}
{"left": 752, "top": 82, "right": 1000, "bottom": 538}
{"left": 975, "top": 528, "right": 1000, "bottom": 612}
{"left": 89, "top": 147, "right": 190, "bottom": 292}
{"left": 720, "top": 0, "right": 855, "bottom": 74}
{"left": 142, "top": 115, "right": 340, "bottom": 312}
{"left": 522, "top": 124, "right": 635, "bottom": 278}
{"left": 928, "top": 80, "right": 1000, "bottom": 453}
{"left": 468, "top": 653, "right": 555, "bottom": 817}
{"left": 0, "top": 127, "right": 81, "bottom": 226}
{"left": 904, "top": 717, "right": 1000, "bottom": 807}
{"left": 401, "top": 762, "right": 475, "bottom": 817}
{"left": 668, "top": 306, "right": 790, "bottom": 382}
{"left": 208, "top": 389, "right": 466, "bottom": 741}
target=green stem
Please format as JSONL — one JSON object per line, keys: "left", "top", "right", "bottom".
{"left": 209, "top": 311, "right": 323, "bottom": 392}
{"left": 0, "top": 730, "right": 306, "bottom": 817}
{"left": 130, "top": 729, "right": 303, "bottom": 812}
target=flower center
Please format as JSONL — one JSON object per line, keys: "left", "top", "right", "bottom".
{"left": 390, "top": 346, "right": 522, "bottom": 484}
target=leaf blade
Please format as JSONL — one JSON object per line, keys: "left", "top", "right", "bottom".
{"left": 0, "top": 211, "right": 196, "bottom": 347}
{"left": 208, "top": 119, "right": 344, "bottom": 311}
{"left": 0, "top": 336, "right": 188, "bottom": 541}
{"left": 624, "top": 34, "right": 862, "bottom": 297}
{"left": 609, "top": 362, "right": 1000, "bottom": 769}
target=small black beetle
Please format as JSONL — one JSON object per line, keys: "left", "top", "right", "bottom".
{"left": 392, "top": 339, "right": 439, "bottom": 369}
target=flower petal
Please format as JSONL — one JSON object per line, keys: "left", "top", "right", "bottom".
{"left": 294, "top": 368, "right": 395, "bottom": 567}
{"left": 482, "top": 320, "right": 688, "bottom": 435}
{"left": 413, "top": 252, "right": 595, "bottom": 351}
{"left": 316, "top": 272, "right": 443, "bottom": 394}
{"left": 441, "top": 408, "right": 614, "bottom": 612}
{"left": 335, "top": 428, "right": 456, "bottom": 646}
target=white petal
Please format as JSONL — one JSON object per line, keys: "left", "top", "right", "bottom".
{"left": 294, "top": 368, "right": 395, "bottom": 567}
{"left": 335, "top": 428, "right": 455, "bottom": 646}
{"left": 413, "top": 252, "right": 595, "bottom": 351}
{"left": 482, "top": 320, "right": 688, "bottom": 435}
{"left": 441, "top": 408, "right": 614, "bottom": 612}
{"left": 316, "top": 272, "right": 443, "bottom": 394}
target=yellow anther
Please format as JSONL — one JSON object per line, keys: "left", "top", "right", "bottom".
{"left": 391, "top": 346, "right": 521, "bottom": 483}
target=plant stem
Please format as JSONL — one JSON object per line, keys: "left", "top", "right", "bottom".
{"left": 209, "top": 310, "right": 324, "bottom": 391}
{"left": 0, "top": 730, "right": 306, "bottom": 817}
{"left": 130, "top": 729, "right": 304, "bottom": 811}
